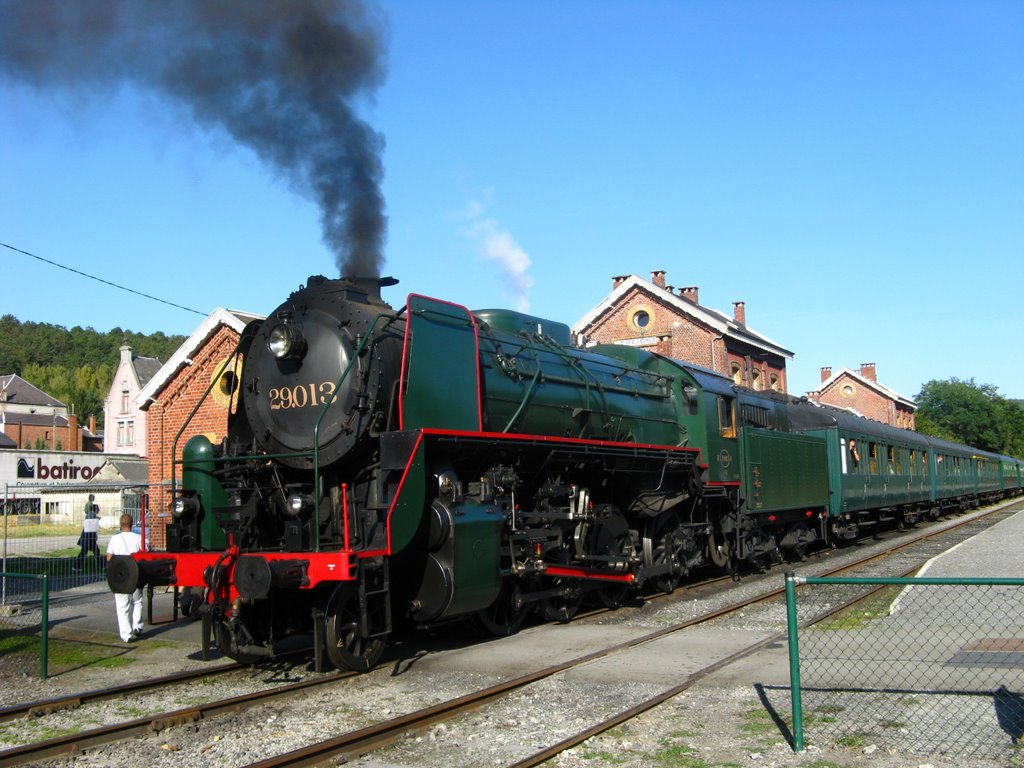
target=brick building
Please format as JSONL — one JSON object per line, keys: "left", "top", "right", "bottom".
{"left": 0, "top": 374, "right": 100, "bottom": 451}
{"left": 137, "top": 307, "right": 262, "bottom": 546}
{"left": 573, "top": 270, "right": 793, "bottom": 392}
{"left": 809, "top": 364, "right": 917, "bottom": 430}
{"left": 103, "top": 345, "right": 163, "bottom": 456}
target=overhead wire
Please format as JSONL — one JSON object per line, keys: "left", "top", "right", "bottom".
{"left": 1, "top": 240, "right": 207, "bottom": 317}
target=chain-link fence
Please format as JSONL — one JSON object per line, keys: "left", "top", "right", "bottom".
{"left": 2, "top": 482, "right": 155, "bottom": 592}
{"left": 1, "top": 481, "right": 163, "bottom": 679}
{"left": 786, "top": 575, "right": 1024, "bottom": 762}
{"left": 0, "top": 572, "right": 49, "bottom": 679}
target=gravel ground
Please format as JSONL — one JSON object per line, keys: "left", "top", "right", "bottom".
{"left": 2, "top": 505, "right": 1021, "bottom": 768}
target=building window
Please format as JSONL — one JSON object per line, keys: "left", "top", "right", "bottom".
{"left": 769, "top": 374, "right": 780, "bottom": 392}
{"left": 730, "top": 362, "right": 742, "bottom": 385}
{"left": 751, "top": 369, "right": 762, "bottom": 391}
{"left": 120, "top": 382, "right": 130, "bottom": 414}
{"left": 841, "top": 384, "right": 855, "bottom": 397}
{"left": 126, "top": 421, "right": 135, "bottom": 446}
{"left": 117, "top": 422, "right": 126, "bottom": 446}
{"left": 630, "top": 307, "right": 653, "bottom": 330}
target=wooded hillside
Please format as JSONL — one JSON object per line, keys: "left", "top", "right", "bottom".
{"left": 0, "top": 315, "right": 186, "bottom": 429}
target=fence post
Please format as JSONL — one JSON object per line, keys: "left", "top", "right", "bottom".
{"left": 40, "top": 573, "right": 49, "bottom": 680}
{"left": 785, "top": 572, "right": 805, "bottom": 752}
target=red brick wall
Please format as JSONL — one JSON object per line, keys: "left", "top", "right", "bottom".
{"left": 145, "top": 326, "right": 241, "bottom": 548}
{"left": 812, "top": 374, "right": 916, "bottom": 430}
{"left": 585, "top": 288, "right": 725, "bottom": 373}
{"left": 5, "top": 420, "right": 86, "bottom": 451}
{"left": 585, "top": 286, "right": 790, "bottom": 385}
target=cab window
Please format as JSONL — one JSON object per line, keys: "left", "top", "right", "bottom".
{"left": 717, "top": 395, "right": 736, "bottom": 438}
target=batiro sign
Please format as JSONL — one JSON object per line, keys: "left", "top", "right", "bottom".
{"left": 2, "top": 453, "right": 108, "bottom": 485}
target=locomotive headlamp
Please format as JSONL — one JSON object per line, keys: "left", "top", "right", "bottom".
{"left": 171, "top": 494, "right": 201, "bottom": 520}
{"left": 268, "top": 320, "right": 306, "bottom": 360}
{"left": 287, "top": 493, "right": 314, "bottom": 516}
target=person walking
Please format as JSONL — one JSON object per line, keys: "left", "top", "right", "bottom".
{"left": 106, "top": 513, "right": 144, "bottom": 642}
{"left": 74, "top": 495, "right": 101, "bottom": 570}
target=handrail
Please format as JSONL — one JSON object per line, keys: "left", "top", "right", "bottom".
{"left": 310, "top": 309, "right": 405, "bottom": 551}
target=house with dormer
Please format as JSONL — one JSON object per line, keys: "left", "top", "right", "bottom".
{"left": 809, "top": 364, "right": 917, "bottom": 429}
{"left": 103, "top": 345, "right": 163, "bottom": 456}
{"left": 573, "top": 270, "right": 794, "bottom": 392}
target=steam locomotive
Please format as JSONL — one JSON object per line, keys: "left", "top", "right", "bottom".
{"left": 109, "top": 275, "right": 1024, "bottom": 671}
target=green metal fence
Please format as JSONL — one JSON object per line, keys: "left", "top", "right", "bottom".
{"left": 786, "top": 574, "right": 1024, "bottom": 762}
{"left": 0, "top": 572, "right": 50, "bottom": 679}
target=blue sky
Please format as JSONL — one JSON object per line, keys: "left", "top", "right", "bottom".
{"left": 2, "top": 1, "right": 1022, "bottom": 400}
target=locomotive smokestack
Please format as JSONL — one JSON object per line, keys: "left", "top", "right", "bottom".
{"left": 0, "top": 0, "right": 388, "bottom": 277}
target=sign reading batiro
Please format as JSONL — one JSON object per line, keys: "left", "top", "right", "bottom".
{"left": 1, "top": 451, "right": 108, "bottom": 487}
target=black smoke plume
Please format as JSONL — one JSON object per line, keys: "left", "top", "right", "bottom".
{"left": 0, "top": 0, "right": 388, "bottom": 276}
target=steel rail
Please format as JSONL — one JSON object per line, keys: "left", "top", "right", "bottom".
{"left": 0, "top": 659, "right": 243, "bottom": 723}
{"left": 0, "top": 665, "right": 356, "bottom": 767}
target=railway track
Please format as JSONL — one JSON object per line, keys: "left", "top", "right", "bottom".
{"left": 241, "top": 500, "right": 1020, "bottom": 768}
{"left": 1, "top": 499, "right": 1017, "bottom": 768}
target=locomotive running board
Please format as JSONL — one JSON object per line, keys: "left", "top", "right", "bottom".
{"left": 544, "top": 565, "right": 637, "bottom": 584}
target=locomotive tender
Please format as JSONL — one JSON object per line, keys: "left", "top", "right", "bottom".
{"left": 109, "top": 275, "right": 1024, "bottom": 671}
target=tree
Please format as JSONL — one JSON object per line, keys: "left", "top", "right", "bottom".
{"left": 915, "top": 378, "right": 1022, "bottom": 457}
{"left": 994, "top": 398, "right": 1024, "bottom": 459}
{"left": 1, "top": 316, "right": 186, "bottom": 433}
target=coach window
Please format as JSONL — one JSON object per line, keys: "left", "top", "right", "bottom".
{"left": 922, "top": 451, "right": 929, "bottom": 476}
{"left": 717, "top": 395, "right": 736, "bottom": 438}
{"left": 847, "top": 439, "right": 861, "bottom": 473}
{"left": 909, "top": 449, "right": 917, "bottom": 476}
{"left": 868, "top": 442, "right": 879, "bottom": 474}
{"left": 886, "top": 446, "right": 896, "bottom": 474}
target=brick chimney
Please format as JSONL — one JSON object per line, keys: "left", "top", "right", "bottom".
{"left": 68, "top": 413, "right": 80, "bottom": 451}
{"left": 650, "top": 270, "right": 666, "bottom": 288}
{"left": 820, "top": 366, "right": 832, "bottom": 383}
{"left": 612, "top": 275, "right": 628, "bottom": 289}
{"left": 89, "top": 415, "right": 97, "bottom": 434}
{"left": 859, "top": 363, "right": 877, "bottom": 382}
{"left": 680, "top": 286, "right": 699, "bottom": 304}
{"left": 732, "top": 301, "right": 746, "bottom": 326}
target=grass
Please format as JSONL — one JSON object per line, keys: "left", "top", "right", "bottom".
{"left": 2, "top": 523, "right": 116, "bottom": 539}
{"left": 0, "top": 554, "right": 106, "bottom": 576}
{"left": 0, "top": 632, "right": 134, "bottom": 679}
{"left": 814, "top": 585, "right": 905, "bottom": 631}
{"left": 834, "top": 732, "right": 872, "bottom": 748}
{"left": 739, "top": 707, "right": 782, "bottom": 736}
{"left": 0, "top": 720, "right": 83, "bottom": 745}
{"left": 652, "top": 743, "right": 706, "bottom": 766}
